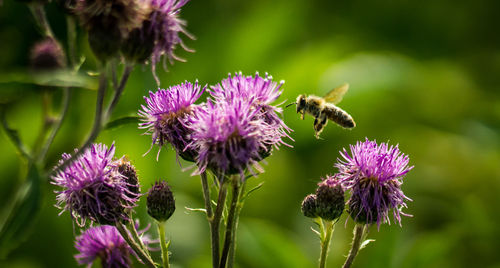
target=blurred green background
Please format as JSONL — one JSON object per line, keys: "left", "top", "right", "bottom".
{"left": 1, "top": 0, "right": 500, "bottom": 267}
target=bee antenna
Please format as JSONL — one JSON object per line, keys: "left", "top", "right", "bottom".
{"left": 285, "top": 102, "right": 296, "bottom": 109}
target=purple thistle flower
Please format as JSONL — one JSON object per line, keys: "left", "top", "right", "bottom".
{"left": 75, "top": 223, "right": 154, "bottom": 268}
{"left": 147, "top": 0, "right": 194, "bottom": 84}
{"left": 51, "top": 143, "right": 140, "bottom": 226}
{"left": 335, "top": 138, "right": 413, "bottom": 228}
{"left": 209, "top": 72, "right": 292, "bottom": 158}
{"left": 139, "top": 81, "right": 206, "bottom": 162}
{"left": 188, "top": 97, "right": 282, "bottom": 178}
{"left": 210, "top": 72, "right": 283, "bottom": 106}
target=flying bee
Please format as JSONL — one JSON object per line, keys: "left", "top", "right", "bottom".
{"left": 290, "top": 83, "right": 356, "bottom": 138}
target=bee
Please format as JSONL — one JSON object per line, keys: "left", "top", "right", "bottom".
{"left": 291, "top": 83, "right": 356, "bottom": 138}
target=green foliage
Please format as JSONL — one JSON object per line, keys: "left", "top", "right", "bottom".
{"left": 1, "top": 0, "right": 500, "bottom": 267}
{"left": 0, "top": 165, "right": 41, "bottom": 258}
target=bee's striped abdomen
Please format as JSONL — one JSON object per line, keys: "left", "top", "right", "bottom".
{"left": 323, "top": 104, "right": 355, "bottom": 128}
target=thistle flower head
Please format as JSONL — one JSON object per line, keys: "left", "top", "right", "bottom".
{"left": 30, "top": 38, "right": 66, "bottom": 71}
{"left": 51, "top": 143, "right": 140, "bottom": 226}
{"left": 139, "top": 81, "right": 205, "bottom": 161}
{"left": 336, "top": 138, "right": 413, "bottom": 228}
{"left": 210, "top": 72, "right": 283, "bottom": 106}
{"left": 209, "top": 72, "right": 292, "bottom": 159}
{"left": 75, "top": 223, "right": 153, "bottom": 268}
{"left": 188, "top": 98, "right": 271, "bottom": 178}
{"left": 147, "top": 0, "right": 193, "bottom": 84}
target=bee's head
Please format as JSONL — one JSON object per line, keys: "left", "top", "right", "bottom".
{"left": 296, "top": 95, "right": 306, "bottom": 113}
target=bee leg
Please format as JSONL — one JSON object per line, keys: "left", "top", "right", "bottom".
{"left": 320, "top": 115, "right": 327, "bottom": 126}
{"left": 301, "top": 111, "right": 305, "bottom": 120}
{"left": 314, "top": 125, "right": 324, "bottom": 139}
{"left": 314, "top": 114, "right": 328, "bottom": 139}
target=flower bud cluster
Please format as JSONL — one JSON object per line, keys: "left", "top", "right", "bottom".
{"left": 301, "top": 176, "right": 345, "bottom": 221}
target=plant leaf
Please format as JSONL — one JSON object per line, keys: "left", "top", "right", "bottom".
{"left": 0, "top": 165, "right": 42, "bottom": 258}
{"left": 360, "top": 239, "right": 375, "bottom": 250}
{"left": 0, "top": 70, "right": 97, "bottom": 89}
{"left": 240, "top": 181, "right": 265, "bottom": 202}
{"left": 104, "top": 116, "right": 141, "bottom": 131}
{"left": 184, "top": 207, "right": 207, "bottom": 214}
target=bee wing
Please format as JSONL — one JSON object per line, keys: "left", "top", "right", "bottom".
{"left": 323, "top": 83, "right": 349, "bottom": 104}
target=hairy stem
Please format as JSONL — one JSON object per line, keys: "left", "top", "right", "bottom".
{"left": 227, "top": 180, "right": 246, "bottom": 268}
{"left": 219, "top": 177, "right": 241, "bottom": 268}
{"left": 158, "top": 222, "right": 170, "bottom": 268}
{"left": 211, "top": 179, "right": 228, "bottom": 268}
{"left": 342, "top": 224, "right": 365, "bottom": 268}
{"left": 319, "top": 220, "right": 335, "bottom": 268}
{"left": 201, "top": 172, "right": 214, "bottom": 220}
{"left": 116, "top": 223, "right": 156, "bottom": 268}
{"left": 126, "top": 219, "right": 151, "bottom": 257}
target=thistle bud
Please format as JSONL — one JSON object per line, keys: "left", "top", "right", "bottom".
{"left": 75, "top": 0, "right": 145, "bottom": 62}
{"left": 121, "top": 18, "right": 155, "bottom": 63}
{"left": 301, "top": 194, "right": 318, "bottom": 218}
{"left": 315, "top": 176, "right": 345, "bottom": 221}
{"left": 115, "top": 158, "right": 140, "bottom": 199}
{"left": 146, "top": 181, "right": 175, "bottom": 222}
{"left": 30, "top": 38, "right": 66, "bottom": 72}
{"left": 86, "top": 17, "right": 123, "bottom": 62}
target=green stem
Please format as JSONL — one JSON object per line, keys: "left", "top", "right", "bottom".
{"left": 319, "top": 220, "right": 335, "bottom": 268}
{"left": 227, "top": 180, "right": 246, "bottom": 268}
{"left": 200, "top": 172, "right": 218, "bottom": 267}
{"left": 33, "top": 90, "right": 52, "bottom": 157}
{"left": 48, "top": 66, "right": 107, "bottom": 177}
{"left": 37, "top": 87, "right": 72, "bottom": 164}
{"left": 211, "top": 179, "right": 228, "bottom": 268}
{"left": 116, "top": 223, "right": 156, "bottom": 268}
{"left": 0, "top": 106, "right": 31, "bottom": 160}
{"left": 200, "top": 172, "right": 214, "bottom": 220}
{"left": 66, "top": 16, "right": 78, "bottom": 68}
{"left": 219, "top": 177, "right": 240, "bottom": 268}
{"left": 29, "top": 3, "right": 54, "bottom": 38}
{"left": 105, "top": 64, "right": 134, "bottom": 120}
{"left": 158, "top": 221, "right": 170, "bottom": 268}
{"left": 126, "top": 219, "right": 151, "bottom": 257}
{"left": 342, "top": 224, "right": 365, "bottom": 268}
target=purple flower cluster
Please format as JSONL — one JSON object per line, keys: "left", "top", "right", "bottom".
{"left": 139, "top": 81, "right": 205, "bottom": 161}
{"left": 336, "top": 138, "right": 413, "bottom": 227}
{"left": 75, "top": 223, "right": 153, "bottom": 268}
{"left": 138, "top": 72, "right": 291, "bottom": 179}
{"left": 210, "top": 72, "right": 292, "bottom": 142}
{"left": 189, "top": 73, "right": 291, "bottom": 178}
{"left": 188, "top": 98, "right": 265, "bottom": 177}
{"left": 51, "top": 143, "right": 140, "bottom": 226}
